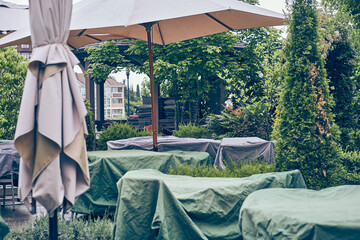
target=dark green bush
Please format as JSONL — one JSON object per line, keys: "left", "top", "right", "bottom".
{"left": 85, "top": 100, "right": 96, "bottom": 151}
{"left": 169, "top": 161, "right": 275, "bottom": 178}
{"left": 173, "top": 122, "right": 212, "bottom": 139}
{"left": 343, "top": 128, "right": 360, "bottom": 152}
{"left": 328, "top": 150, "right": 360, "bottom": 186}
{"left": 97, "top": 123, "right": 151, "bottom": 150}
{"left": 5, "top": 214, "right": 114, "bottom": 240}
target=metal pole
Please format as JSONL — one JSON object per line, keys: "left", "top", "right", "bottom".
{"left": 49, "top": 208, "right": 58, "bottom": 240}
{"left": 126, "top": 67, "right": 130, "bottom": 116}
{"left": 143, "top": 22, "right": 158, "bottom": 151}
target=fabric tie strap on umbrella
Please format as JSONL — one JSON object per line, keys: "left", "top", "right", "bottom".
{"left": 14, "top": 0, "right": 89, "bottom": 214}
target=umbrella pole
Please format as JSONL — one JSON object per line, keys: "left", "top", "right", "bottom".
{"left": 144, "top": 23, "right": 158, "bottom": 151}
{"left": 49, "top": 208, "right": 58, "bottom": 240}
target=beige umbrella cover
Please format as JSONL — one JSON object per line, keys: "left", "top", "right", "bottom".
{"left": 15, "top": 0, "right": 89, "bottom": 214}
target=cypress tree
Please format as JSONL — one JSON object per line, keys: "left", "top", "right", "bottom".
{"left": 273, "top": 0, "right": 336, "bottom": 189}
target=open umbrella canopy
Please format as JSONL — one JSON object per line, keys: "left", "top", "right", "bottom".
{"left": 0, "top": 0, "right": 284, "bottom": 150}
{"left": 15, "top": 0, "right": 89, "bottom": 215}
{"left": 0, "top": 0, "right": 28, "bottom": 39}
{"left": 0, "top": 0, "right": 284, "bottom": 48}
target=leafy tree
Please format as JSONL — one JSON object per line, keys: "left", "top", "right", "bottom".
{"left": 86, "top": 41, "right": 126, "bottom": 84}
{"left": 322, "top": 0, "right": 360, "bottom": 28}
{"left": 273, "top": 0, "right": 337, "bottom": 189}
{"left": 127, "top": 32, "right": 240, "bottom": 121}
{"left": 0, "top": 47, "right": 28, "bottom": 140}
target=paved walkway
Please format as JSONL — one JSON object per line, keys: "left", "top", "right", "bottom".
{"left": 1, "top": 201, "right": 47, "bottom": 231}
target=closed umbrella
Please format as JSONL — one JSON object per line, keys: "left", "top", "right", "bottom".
{"left": 14, "top": 0, "right": 89, "bottom": 239}
{"left": 1, "top": 0, "right": 284, "bottom": 150}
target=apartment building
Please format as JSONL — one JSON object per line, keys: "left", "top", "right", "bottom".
{"left": 76, "top": 73, "right": 126, "bottom": 120}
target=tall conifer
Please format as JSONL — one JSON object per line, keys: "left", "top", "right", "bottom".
{"left": 273, "top": 0, "right": 336, "bottom": 189}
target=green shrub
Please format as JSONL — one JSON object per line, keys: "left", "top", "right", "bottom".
{"left": 327, "top": 150, "right": 360, "bottom": 186}
{"left": 173, "top": 122, "right": 212, "bottom": 139}
{"left": 97, "top": 123, "right": 151, "bottom": 150}
{"left": 85, "top": 100, "right": 96, "bottom": 151}
{"left": 342, "top": 128, "right": 360, "bottom": 152}
{"left": 5, "top": 214, "right": 114, "bottom": 240}
{"left": 169, "top": 161, "right": 276, "bottom": 178}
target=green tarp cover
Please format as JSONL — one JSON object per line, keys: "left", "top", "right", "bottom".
{"left": 0, "top": 209, "right": 9, "bottom": 240}
{"left": 113, "top": 169, "right": 306, "bottom": 240}
{"left": 239, "top": 185, "right": 360, "bottom": 240}
{"left": 72, "top": 150, "right": 210, "bottom": 215}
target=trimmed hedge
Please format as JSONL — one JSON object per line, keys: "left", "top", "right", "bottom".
{"left": 169, "top": 161, "right": 276, "bottom": 178}
{"left": 173, "top": 122, "right": 212, "bottom": 139}
{"left": 5, "top": 214, "right": 114, "bottom": 240}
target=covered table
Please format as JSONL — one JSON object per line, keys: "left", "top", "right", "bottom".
{"left": 214, "top": 137, "right": 275, "bottom": 169}
{"left": 239, "top": 185, "right": 360, "bottom": 240}
{"left": 107, "top": 136, "right": 221, "bottom": 163}
{"left": 71, "top": 150, "right": 210, "bottom": 215}
{"left": 0, "top": 142, "right": 20, "bottom": 178}
{"left": 113, "top": 169, "right": 306, "bottom": 240}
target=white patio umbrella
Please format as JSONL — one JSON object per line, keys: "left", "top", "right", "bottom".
{"left": 1, "top": 0, "right": 284, "bottom": 150}
{"left": 0, "top": 0, "right": 28, "bottom": 39}
{"left": 13, "top": 0, "right": 89, "bottom": 238}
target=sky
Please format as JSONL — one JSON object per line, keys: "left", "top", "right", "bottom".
{"left": 9, "top": 0, "right": 287, "bottom": 89}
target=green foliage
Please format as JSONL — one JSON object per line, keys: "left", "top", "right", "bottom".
{"left": 326, "top": 150, "right": 360, "bottom": 186}
{"left": 0, "top": 47, "right": 28, "bottom": 140}
{"left": 322, "top": 0, "right": 360, "bottom": 29}
{"left": 272, "top": 0, "right": 337, "bottom": 190}
{"left": 5, "top": 214, "right": 114, "bottom": 240}
{"left": 128, "top": 32, "right": 240, "bottom": 120}
{"left": 224, "top": 27, "right": 283, "bottom": 109}
{"left": 84, "top": 100, "right": 95, "bottom": 151}
{"left": 318, "top": 8, "right": 359, "bottom": 150}
{"left": 86, "top": 41, "right": 127, "bottom": 84}
{"left": 206, "top": 102, "right": 269, "bottom": 140}
{"left": 169, "top": 161, "right": 275, "bottom": 178}
{"left": 173, "top": 123, "right": 212, "bottom": 139}
{"left": 97, "top": 123, "right": 151, "bottom": 150}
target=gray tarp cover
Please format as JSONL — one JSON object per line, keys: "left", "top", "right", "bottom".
{"left": 239, "top": 185, "right": 360, "bottom": 240}
{"left": 113, "top": 169, "right": 306, "bottom": 240}
{"left": 71, "top": 150, "right": 210, "bottom": 214}
{"left": 0, "top": 142, "right": 20, "bottom": 178}
{"left": 107, "top": 136, "right": 220, "bottom": 162}
{"left": 214, "top": 137, "right": 276, "bottom": 169}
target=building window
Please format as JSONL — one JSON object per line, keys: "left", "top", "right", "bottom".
{"left": 21, "top": 52, "right": 31, "bottom": 59}
{"left": 112, "top": 98, "right": 122, "bottom": 104}
{"left": 112, "top": 87, "right": 122, "bottom": 93}
{"left": 21, "top": 44, "right": 30, "bottom": 49}
{"left": 105, "top": 88, "right": 111, "bottom": 95}
{"left": 105, "top": 98, "right": 110, "bottom": 107}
